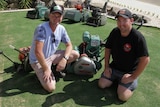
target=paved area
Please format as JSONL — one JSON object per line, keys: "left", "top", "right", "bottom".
{"left": 107, "top": 0, "right": 160, "bottom": 28}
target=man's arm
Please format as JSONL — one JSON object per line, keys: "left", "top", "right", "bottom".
{"left": 56, "top": 41, "right": 73, "bottom": 71}
{"left": 63, "top": 41, "right": 73, "bottom": 61}
{"left": 121, "top": 56, "right": 150, "bottom": 84}
{"left": 131, "top": 56, "right": 150, "bottom": 79}
{"left": 104, "top": 48, "right": 111, "bottom": 70}
{"left": 35, "top": 41, "right": 49, "bottom": 72}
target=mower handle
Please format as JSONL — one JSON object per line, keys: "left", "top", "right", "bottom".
{"left": 136, "top": 16, "right": 144, "bottom": 30}
{"left": 9, "top": 45, "right": 26, "bottom": 56}
{"left": 0, "top": 50, "right": 16, "bottom": 64}
{"left": 0, "top": 50, "right": 3, "bottom": 54}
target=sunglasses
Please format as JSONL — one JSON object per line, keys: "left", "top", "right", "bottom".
{"left": 51, "top": 33, "right": 55, "bottom": 43}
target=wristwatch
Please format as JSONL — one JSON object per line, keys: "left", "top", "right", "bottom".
{"left": 63, "top": 56, "right": 69, "bottom": 61}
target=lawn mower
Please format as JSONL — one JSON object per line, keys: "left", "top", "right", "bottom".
{"left": 0, "top": 45, "right": 66, "bottom": 77}
{"left": 63, "top": 3, "right": 91, "bottom": 22}
{"left": 26, "top": 3, "right": 48, "bottom": 19}
{"left": 65, "top": 31, "right": 105, "bottom": 76}
{"left": 86, "top": 1, "right": 108, "bottom": 27}
{"left": 0, "top": 45, "right": 32, "bottom": 73}
{"left": 63, "top": 0, "right": 108, "bottom": 27}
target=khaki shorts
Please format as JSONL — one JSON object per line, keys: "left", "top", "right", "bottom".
{"left": 30, "top": 50, "right": 65, "bottom": 88}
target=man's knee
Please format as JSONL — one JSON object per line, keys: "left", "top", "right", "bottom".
{"left": 118, "top": 92, "right": 133, "bottom": 101}
{"left": 98, "top": 78, "right": 112, "bottom": 89}
{"left": 72, "top": 50, "right": 80, "bottom": 59}
{"left": 45, "top": 86, "right": 56, "bottom": 93}
{"left": 44, "top": 83, "right": 56, "bottom": 93}
{"left": 98, "top": 81, "right": 106, "bottom": 89}
{"left": 117, "top": 85, "right": 133, "bottom": 101}
{"left": 68, "top": 50, "right": 80, "bottom": 63}
{"left": 42, "top": 80, "right": 56, "bottom": 93}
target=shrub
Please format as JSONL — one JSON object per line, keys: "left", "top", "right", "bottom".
{"left": 19, "top": 0, "right": 32, "bottom": 9}
{"left": 0, "top": 0, "right": 7, "bottom": 10}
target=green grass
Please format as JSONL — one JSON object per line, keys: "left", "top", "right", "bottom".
{"left": 0, "top": 11, "right": 160, "bottom": 107}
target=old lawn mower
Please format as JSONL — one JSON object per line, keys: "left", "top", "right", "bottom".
{"left": 26, "top": 3, "right": 48, "bottom": 19}
{"left": 63, "top": 1, "right": 108, "bottom": 27}
{"left": 0, "top": 45, "right": 67, "bottom": 77}
{"left": 65, "top": 31, "right": 105, "bottom": 76}
{"left": 63, "top": 4, "right": 91, "bottom": 22}
{"left": 0, "top": 45, "right": 32, "bottom": 73}
{"left": 86, "top": 1, "right": 108, "bottom": 27}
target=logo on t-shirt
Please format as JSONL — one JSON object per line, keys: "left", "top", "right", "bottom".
{"left": 123, "top": 43, "right": 131, "bottom": 52}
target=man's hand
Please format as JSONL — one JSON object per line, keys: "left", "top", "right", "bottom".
{"left": 121, "top": 74, "right": 135, "bottom": 84}
{"left": 103, "top": 67, "right": 112, "bottom": 78}
{"left": 43, "top": 69, "right": 52, "bottom": 83}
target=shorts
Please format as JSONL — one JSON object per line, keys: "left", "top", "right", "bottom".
{"left": 30, "top": 50, "right": 65, "bottom": 82}
{"left": 31, "top": 50, "right": 65, "bottom": 70}
{"left": 101, "top": 68, "right": 138, "bottom": 91}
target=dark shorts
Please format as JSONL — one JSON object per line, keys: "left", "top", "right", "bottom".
{"left": 101, "top": 68, "right": 138, "bottom": 91}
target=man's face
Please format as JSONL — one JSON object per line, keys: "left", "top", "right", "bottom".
{"left": 49, "top": 12, "right": 62, "bottom": 25}
{"left": 116, "top": 16, "right": 134, "bottom": 34}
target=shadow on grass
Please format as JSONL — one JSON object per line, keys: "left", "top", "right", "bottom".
{"left": 42, "top": 74, "right": 125, "bottom": 107}
{"left": 0, "top": 66, "right": 125, "bottom": 106}
{"left": 0, "top": 66, "right": 49, "bottom": 97}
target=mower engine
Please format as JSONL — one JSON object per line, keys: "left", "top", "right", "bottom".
{"left": 66, "top": 31, "right": 102, "bottom": 75}
{"left": 10, "top": 45, "right": 33, "bottom": 73}
{"left": 18, "top": 46, "right": 33, "bottom": 72}
{"left": 18, "top": 46, "right": 30, "bottom": 62}
{"left": 79, "top": 31, "right": 101, "bottom": 60}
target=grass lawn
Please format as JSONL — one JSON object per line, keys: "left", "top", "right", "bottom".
{"left": 0, "top": 11, "right": 160, "bottom": 107}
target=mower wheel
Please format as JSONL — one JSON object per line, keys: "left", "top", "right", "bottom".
{"left": 97, "top": 19, "right": 101, "bottom": 26}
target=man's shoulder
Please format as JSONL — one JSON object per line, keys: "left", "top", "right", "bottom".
{"left": 37, "top": 22, "right": 48, "bottom": 27}
{"left": 57, "top": 24, "right": 66, "bottom": 31}
{"left": 112, "top": 27, "right": 119, "bottom": 31}
{"left": 109, "top": 27, "right": 120, "bottom": 37}
{"left": 36, "top": 22, "right": 49, "bottom": 31}
{"left": 40, "top": 22, "right": 49, "bottom": 27}
{"left": 131, "top": 28, "right": 144, "bottom": 38}
{"left": 58, "top": 24, "right": 65, "bottom": 28}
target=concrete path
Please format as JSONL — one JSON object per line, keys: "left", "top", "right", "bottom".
{"left": 107, "top": 0, "right": 160, "bottom": 28}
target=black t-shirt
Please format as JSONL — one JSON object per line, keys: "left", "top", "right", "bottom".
{"left": 105, "top": 27, "right": 149, "bottom": 73}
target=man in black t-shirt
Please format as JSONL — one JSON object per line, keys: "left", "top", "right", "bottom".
{"left": 98, "top": 8, "right": 150, "bottom": 101}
